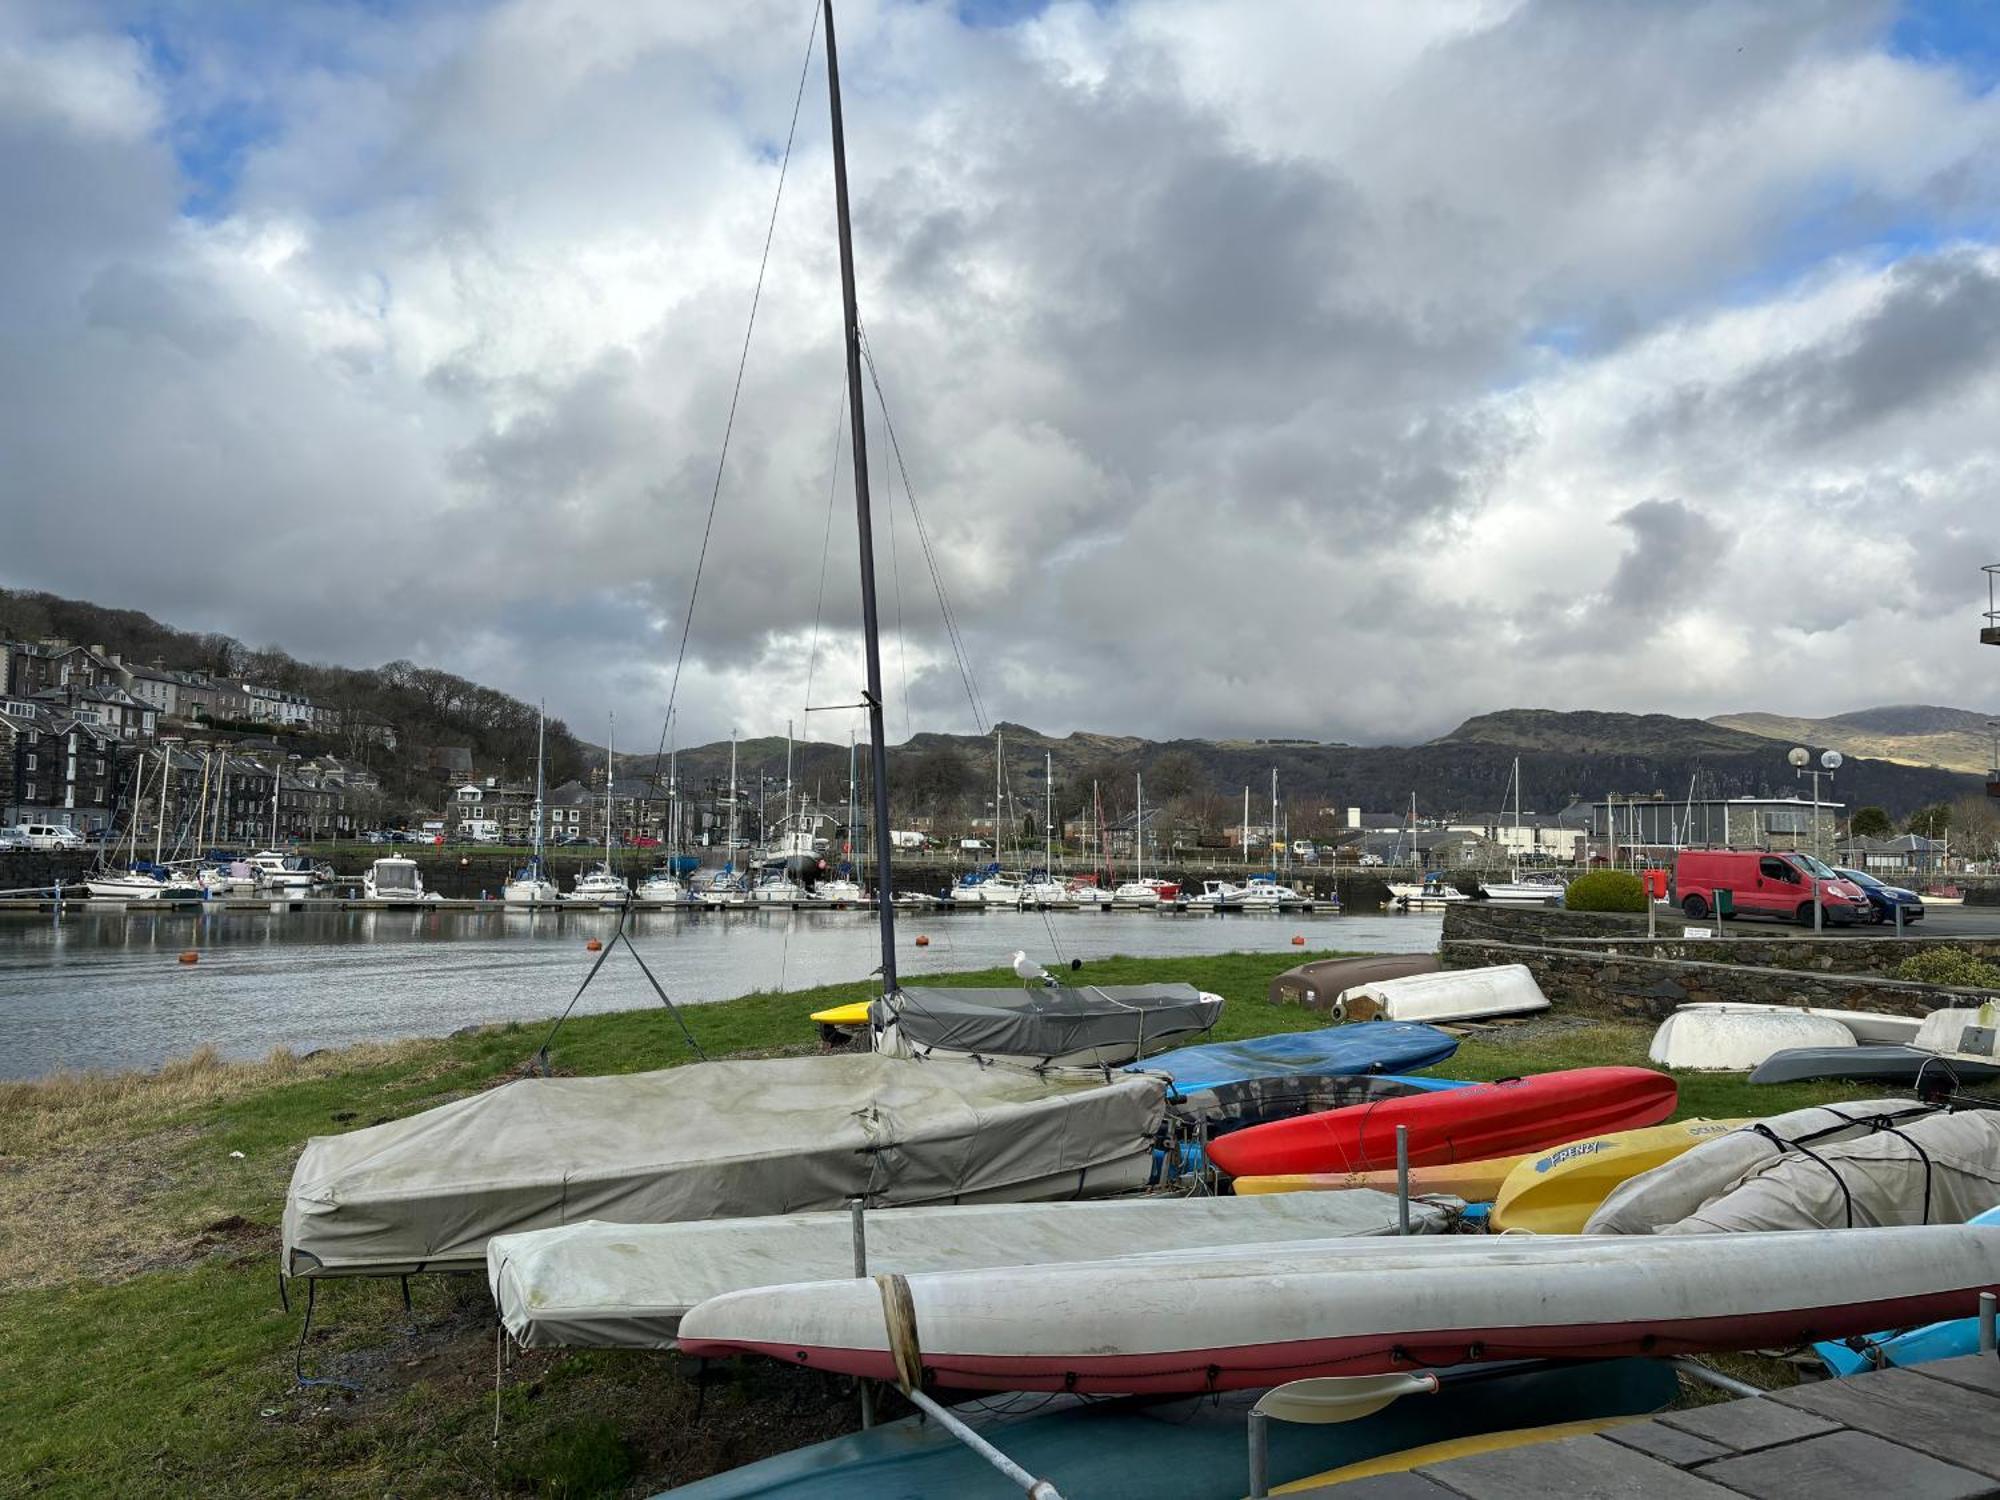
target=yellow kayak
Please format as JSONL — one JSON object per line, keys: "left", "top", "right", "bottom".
{"left": 809, "top": 1000, "right": 873, "bottom": 1027}
{"left": 1488, "top": 1117, "right": 1750, "bottom": 1234}
{"left": 1271, "top": 1414, "right": 1644, "bottom": 1491}
{"left": 1232, "top": 1153, "right": 1530, "bottom": 1203}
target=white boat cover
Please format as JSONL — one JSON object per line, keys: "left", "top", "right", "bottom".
{"left": 488, "top": 1190, "right": 1447, "bottom": 1349}
{"left": 1675, "top": 1003, "right": 1922, "bottom": 1046}
{"left": 282, "top": 1054, "right": 1167, "bottom": 1278}
{"left": 1647, "top": 1011, "right": 1855, "bottom": 1071}
{"left": 1585, "top": 1098, "right": 1938, "bottom": 1234}
{"left": 872, "top": 985, "right": 1223, "bottom": 1068}
{"left": 1335, "top": 964, "right": 1549, "bottom": 1025}
{"left": 1656, "top": 1111, "right": 2000, "bottom": 1234}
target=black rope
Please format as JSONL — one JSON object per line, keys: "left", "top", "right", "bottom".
{"left": 293, "top": 1278, "right": 361, "bottom": 1392}
{"left": 652, "top": 0, "right": 823, "bottom": 772}
{"left": 523, "top": 905, "right": 629, "bottom": 1075}
{"left": 616, "top": 926, "right": 708, "bottom": 1062}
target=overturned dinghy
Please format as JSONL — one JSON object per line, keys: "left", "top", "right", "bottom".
{"left": 1333, "top": 964, "right": 1549, "bottom": 1025}
{"left": 1648, "top": 1010, "right": 1855, "bottom": 1072}
{"left": 872, "top": 984, "right": 1222, "bottom": 1068}
{"left": 1584, "top": 1098, "right": 1936, "bottom": 1234}
{"left": 282, "top": 1054, "right": 1166, "bottom": 1279}
{"left": 1126, "top": 1023, "right": 1458, "bottom": 1095}
{"left": 1649, "top": 1110, "right": 2000, "bottom": 1234}
{"left": 488, "top": 1190, "right": 1447, "bottom": 1350}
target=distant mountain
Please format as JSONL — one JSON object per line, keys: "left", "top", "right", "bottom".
{"left": 1711, "top": 704, "right": 1999, "bottom": 776}
{"left": 1438, "top": 709, "right": 1770, "bottom": 758}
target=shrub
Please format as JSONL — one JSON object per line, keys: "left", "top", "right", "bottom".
{"left": 1563, "top": 870, "right": 1648, "bottom": 913}
{"left": 1895, "top": 949, "right": 2000, "bottom": 991}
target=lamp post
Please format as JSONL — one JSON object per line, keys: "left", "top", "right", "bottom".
{"left": 1787, "top": 747, "right": 1842, "bottom": 932}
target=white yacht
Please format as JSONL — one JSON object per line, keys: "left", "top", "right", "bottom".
{"left": 250, "top": 851, "right": 317, "bottom": 893}
{"left": 635, "top": 869, "right": 688, "bottom": 905}
{"left": 1109, "top": 880, "right": 1162, "bottom": 909}
{"left": 967, "top": 873, "right": 1025, "bottom": 907}
{"left": 84, "top": 868, "right": 168, "bottom": 900}
{"left": 1022, "top": 879, "right": 1076, "bottom": 909}
{"left": 504, "top": 707, "right": 562, "bottom": 904}
{"left": 1477, "top": 875, "right": 1564, "bottom": 903}
{"left": 1181, "top": 880, "right": 1236, "bottom": 912}
{"left": 566, "top": 863, "right": 631, "bottom": 905}
{"left": 1389, "top": 877, "right": 1469, "bottom": 908}
{"left": 199, "top": 859, "right": 258, "bottom": 896}
{"left": 364, "top": 856, "right": 436, "bottom": 905}
{"left": 697, "top": 871, "right": 747, "bottom": 907}
{"left": 1067, "top": 880, "right": 1113, "bottom": 908}
{"left": 750, "top": 875, "right": 813, "bottom": 905}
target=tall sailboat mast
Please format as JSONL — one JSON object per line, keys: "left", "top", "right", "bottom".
{"left": 727, "top": 728, "right": 739, "bottom": 868}
{"left": 826, "top": 0, "right": 898, "bottom": 991}
{"left": 531, "top": 704, "right": 547, "bottom": 868}
{"left": 604, "top": 711, "right": 616, "bottom": 866}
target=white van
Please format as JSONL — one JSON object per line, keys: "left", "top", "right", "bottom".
{"left": 11, "top": 823, "right": 86, "bottom": 850}
{"left": 457, "top": 819, "right": 503, "bottom": 843}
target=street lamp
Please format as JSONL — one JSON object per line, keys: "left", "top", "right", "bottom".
{"left": 1788, "top": 747, "right": 1841, "bottom": 933}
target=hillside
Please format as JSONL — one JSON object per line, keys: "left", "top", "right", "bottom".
{"left": 1437, "top": 709, "right": 1771, "bottom": 757}
{"left": 1711, "top": 704, "right": 1999, "bottom": 775}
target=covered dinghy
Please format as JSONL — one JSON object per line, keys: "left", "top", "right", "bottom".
{"left": 1652, "top": 1110, "right": 2000, "bottom": 1234}
{"left": 1126, "top": 1022, "right": 1458, "bottom": 1095}
{"left": 282, "top": 1054, "right": 1166, "bottom": 1278}
{"left": 872, "top": 984, "right": 1222, "bottom": 1068}
{"left": 488, "top": 1190, "right": 1446, "bottom": 1349}
{"left": 1584, "top": 1098, "right": 1936, "bottom": 1235}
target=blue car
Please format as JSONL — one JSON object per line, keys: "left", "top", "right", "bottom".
{"left": 1832, "top": 867, "right": 1924, "bottom": 924}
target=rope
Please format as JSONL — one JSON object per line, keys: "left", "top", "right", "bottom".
{"left": 652, "top": 0, "right": 823, "bottom": 770}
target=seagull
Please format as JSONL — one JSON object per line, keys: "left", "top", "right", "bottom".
{"left": 1011, "top": 950, "right": 1054, "bottom": 986}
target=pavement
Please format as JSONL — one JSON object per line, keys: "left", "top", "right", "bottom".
{"left": 1661, "top": 901, "right": 2000, "bottom": 938}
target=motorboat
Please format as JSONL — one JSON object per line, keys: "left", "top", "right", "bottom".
{"left": 364, "top": 856, "right": 436, "bottom": 905}
{"left": 634, "top": 869, "right": 687, "bottom": 905}
{"left": 250, "top": 851, "right": 318, "bottom": 893}
{"left": 1389, "top": 876, "right": 1468, "bottom": 908}
{"left": 1066, "top": 880, "right": 1113, "bottom": 908}
{"left": 1238, "top": 879, "right": 1310, "bottom": 911}
{"left": 697, "top": 872, "right": 747, "bottom": 907}
{"left": 199, "top": 859, "right": 258, "bottom": 896}
{"left": 1181, "top": 880, "right": 1235, "bottom": 912}
{"left": 815, "top": 876, "right": 864, "bottom": 906}
{"left": 565, "top": 863, "right": 630, "bottom": 905}
{"left": 957, "top": 871, "right": 1024, "bottom": 907}
{"left": 750, "top": 876, "right": 814, "bottom": 905}
{"left": 1110, "top": 880, "right": 1162, "bottom": 909}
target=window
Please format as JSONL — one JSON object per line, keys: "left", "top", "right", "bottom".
{"left": 1759, "top": 855, "right": 1795, "bottom": 883}
{"left": 23, "top": 754, "right": 34, "bottom": 770}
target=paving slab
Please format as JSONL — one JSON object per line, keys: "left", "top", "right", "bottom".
{"left": 1602, "top": 1419, "right": 1732, "bottom": 1467}
{"left": 1411, "top": 1433, "right": 1733, "bottom": 1498}
{"left": 1695, "top": 1429, "right": 1996, "bottom": 1500}
{"left": 1773, "top": 1367, "right": 2000, "bottom": 1479}
{"left": 1286, "top": 1473, "right": 1457, "bottom": 1499}
{"left": 1655, "top": 1396, "right": 1841, "bottom": 1453}
{"left": 1910, "top": 1354, "right": 2000, "bottom": 1400}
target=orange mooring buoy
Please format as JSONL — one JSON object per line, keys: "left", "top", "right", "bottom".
{"left": 585, "top": 938, "right": 603, "bottom": 952}
{"left": 915, "top": 934, "right": 930, "bottom": 947}
{"left": 179, "top": 950, "right": 200, "bottom": 964}
{"left": 1291, "top": 934, "right": 1306, "bottom": 945}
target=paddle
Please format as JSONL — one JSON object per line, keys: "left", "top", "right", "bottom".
{"left": 1252, "top": 1371, "right": 1439, "bottom": 1425}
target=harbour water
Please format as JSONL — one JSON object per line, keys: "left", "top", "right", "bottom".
{"left": 0, "top": 907, "right": 1442, "bottom": 1079}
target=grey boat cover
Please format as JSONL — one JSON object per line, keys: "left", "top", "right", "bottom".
{"left": 1749, "top": 1044, "right": 2000, "bottom": 1086}
{"left": 282, "top": 1054, "right": 1167, "bottom": 1278}
{"left": 1584, "top": 1098, "right": 1937, "bottom": 1235}
{"left": 489, "top": 1189, "right": 1447, "bottom": 1349}
{"left": 873, "top": 984, "right": 1223, "bottom": 1068}
{"left": 1656, "top": 1111, "right": 2000, "bottom": 1234}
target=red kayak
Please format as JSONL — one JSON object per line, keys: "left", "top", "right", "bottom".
{"left": 1206, "top": 1067, "right": 1676, "bottom": 1179}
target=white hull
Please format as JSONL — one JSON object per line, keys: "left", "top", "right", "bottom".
{"left": 1478, "top": 881, "right": 1564, "bottom": 903}
{"left": 1109, "top": 883, "right": 1160, "bottom": 909}
{"left": 1674, "top": 1002, "right": 1923, "bottom": 1047}
{"left": 1649, "top": 1010, "right": 1856, "bottom": 1071}
{"left": 85, "top": 877, "right": 166, "bottom": 900}
{"left": 1388, "top": 882, "right": 1468, "bottom": 906}
{"left": 676, "top": 1225, "right": 2000, "bottom": 1395}
{"left": 635, "top": 878, "right": 687, "bottom": 905}
{"left": 488, "top": 1189, "right": 1443, "bottom": 1349}
{"left": 503, "top": 879, "right": 562, "bottom": 904}
{"left": 1335, "top": 963, "right": 1551, "bottom": 1024}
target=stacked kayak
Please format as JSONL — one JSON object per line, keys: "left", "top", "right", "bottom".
{"left": 676, "top": 1225, "right": 2000, "bottom": 1394}
{"left": 1333, "top": 964, "right": 1550, "bottom": 1025}
{"left": 1205, "top": 1067, "right": 1677, "bottom": 1179}
{"left": 487, "top": 1190, "right": 1447, "bottom": 1350}
{"left": 1585, "top": 1099, "right": 1937, "bottom": 1235}
{"left": 1818, "top": 1207, "right": 2000, "bottom": 1375}
{"left": 1488, "top": 1118, "right": 1750, "bottom": 1234}
{"left": 666, "top": 1360, "right": 1678, "bottom": 1500}
{"left": 1126, "top": 1023, "right": 1459, "bottom": 1093}
{"left": 1235, "top": 1153, "right": 1529, "bottom": 1203}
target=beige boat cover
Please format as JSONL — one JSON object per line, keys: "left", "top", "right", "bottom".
{"left": 282, "top": 1054, "right": 1167, "bottom": 1278}
{"left": 489, "top": 1190, "right": 1448, "bottom": 1349}
{"left": 1584, "top": 1098, "right": 1935, "bottom": 1235}
{"left": 1658, "top": 1111, "right": 2000, "bottom": 1234}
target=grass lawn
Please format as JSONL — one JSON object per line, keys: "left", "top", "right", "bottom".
{"left": 0, "top": 950, "right": 1894, "bottom": 1496}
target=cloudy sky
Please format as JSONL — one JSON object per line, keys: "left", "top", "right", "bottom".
{"left": 5, "top": 0, "right": 2000, "bottom": 748}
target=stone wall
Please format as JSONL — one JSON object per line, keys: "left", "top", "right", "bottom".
{"left": 1441, "top": 937, "right": 1990, "bottom": 1025}
{"left": 1443, "top": 904, "right": 1687, "bottom": 944}
{"left": 0, "top": 851, "right": 96, "bottom": 893}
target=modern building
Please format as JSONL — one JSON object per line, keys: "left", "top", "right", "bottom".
{"left": 1445, "top": 811, "right": 1590, "bottom": 863}
{"left": 1587, "top": 795, "right": 1843, "bottom": 861}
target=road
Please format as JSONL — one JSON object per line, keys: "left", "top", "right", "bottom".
{"left": 1660, "top": 901, "right": 2000, "bottom": 937}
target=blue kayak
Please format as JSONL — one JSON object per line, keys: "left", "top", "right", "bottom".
{"left": 665, "top": 1358, "right": 1677, "bottom": 1499}
{"left": 1817, "top": 1204, "right": 2000, "bottom": 1375}
{"left": 1129, "top": 1022, "right": 1458, "bottom": 1095}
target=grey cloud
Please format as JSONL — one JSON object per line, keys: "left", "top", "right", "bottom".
{"left": 1606, "top": 499, "right": 1728, "bottom": 611}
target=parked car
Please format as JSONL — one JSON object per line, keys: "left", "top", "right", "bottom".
{"left": 8, "top": 823, "right": 87, "bottom": 850}
{"left": 555, "top": 834, "right": 591, "bottom": 847}
{"left": 1831, "top": 867, "right": 1926, "bottom": 925}
{"left": 630, "top": 835, "right": 661, "bottom": 848}
{"left": 1671, "top": 849, "right": 1871, "bottom": 925}
{"left": 0, "top": 828, "right": 25, "bottom": 853}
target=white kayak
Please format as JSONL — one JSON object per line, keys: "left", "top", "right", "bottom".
{"left": 676, "top": 1225, "right": 2000, "bottom": 1395}
{"left": 487, "top": 1190, "right": 1447, "bottom": 1349}
{"left": 1647, "top": 1010, "right": 1855, "bottom": 1071}
{"left": 1333, "top": 964, "right": 1550, "bottom": 1025}
{"left": 1674, "top": 1002, "right": 1923, "bottom": 1047}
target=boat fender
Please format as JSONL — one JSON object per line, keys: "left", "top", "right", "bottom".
{"left": 875, "top": 1273, "right": 925, "bottom": 1391}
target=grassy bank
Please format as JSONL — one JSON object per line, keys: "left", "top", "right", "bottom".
{"left": 0, "top": 951, "right": 1871, "bottom": 1497}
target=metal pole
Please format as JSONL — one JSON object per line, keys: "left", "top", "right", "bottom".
{"left": 903, "top": 1387, "right": 1064, "bottom": 1500}
{"left": 1395, "top": 1125, "right": 1411, "bottom": 1235}
{"left": 1668, "top": 1358, "right": 1764, "bottom": 1399}
{"left": 1896, "top": 901, "right": 1904, "bottom": 938}
{"left": 1981, "top": 1292, "right": 1996, "bottom": 1356}
{"left": 850, "top": 1196, "right": 874, "bottom": 1428}
{"left": 1247, "top": 1409, "right": 1270, "bottom": 1499}
{"left": 825, "top": 0, "right": 898, "bottom": 995}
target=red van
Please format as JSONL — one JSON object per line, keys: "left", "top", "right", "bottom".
{"left": 1672, "top": 850, "right": 1871, "bottom": 925}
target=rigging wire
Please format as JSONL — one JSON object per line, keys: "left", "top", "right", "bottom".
{"left": 651, "top": 0, "right": 824, "bottom": 780}
{"left": 858, "top": 325, "right": 989, "bottom": 735}
{"left": 801, "top": 386, "right": 848, "bottom": 722}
